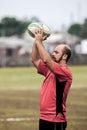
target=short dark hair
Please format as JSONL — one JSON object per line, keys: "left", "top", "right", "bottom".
{"left": 62, "top": 46, "right": 71, "bottom": 62}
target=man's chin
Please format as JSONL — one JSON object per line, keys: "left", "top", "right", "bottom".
{"left": 52, "top": 58, "right": 58, "bottom": 63}
{"left": 51, "top": 56, "right": 59, "bottom": 63}
{"left": 52, "top": 57, "right": 56, "bottom": 61}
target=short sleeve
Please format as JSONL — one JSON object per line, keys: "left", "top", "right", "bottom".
{"left": 53, "top": 62, "right": 72, "bottom": 81}
{"left": 37, "top": 60, "right": 49, "bottom": 76}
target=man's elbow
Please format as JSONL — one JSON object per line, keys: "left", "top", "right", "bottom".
{"left": 31, "top": 58, "right": 40, "bottom": 68}
{"left": 32, "top": 60, "right": 34, "bottom": 65}
{"left": 43, "top": 56, "right": 50, "bottom": 65}
{"left": 43, "top": 56, "right": 54, "bottom": 72}
{"left": 31, "top": 60, "right": 36, "bottom": 68}
{"left": 31, "top": 57, "right": 34, "bottom": 63}
{"left": 31, "top": 57, "right": 36, "bottom": 66}
{"left": 31, "top": 57, "right": 34, "bottom": 64}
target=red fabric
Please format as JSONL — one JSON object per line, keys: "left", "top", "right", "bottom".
{"left": 38, "top": 60, "right": 72, "bottom": 122}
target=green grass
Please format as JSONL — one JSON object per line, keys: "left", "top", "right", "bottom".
{"left": 0, "top": 66, "right": 87, "bottom": 130}
{"left": 0, "top": 67, "right": 43, "bottom": 90}
{"left": 70, "top": 66, "right": 87, "bottom": 88}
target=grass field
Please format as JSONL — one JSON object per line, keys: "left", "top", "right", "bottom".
{"left": 0, "top": 66, "right": 87, "bottom": 130}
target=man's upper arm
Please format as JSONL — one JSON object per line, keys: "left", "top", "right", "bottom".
{"left": 43, "top": 55, "right": 54, "bottom": 72}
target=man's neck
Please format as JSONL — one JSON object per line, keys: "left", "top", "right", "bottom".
{"left": 59, "top": 61, "right": 67, "bottom": 67}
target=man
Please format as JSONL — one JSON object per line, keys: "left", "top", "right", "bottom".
{"left": 32, "top": 29, "right": 72, "bottom": 130}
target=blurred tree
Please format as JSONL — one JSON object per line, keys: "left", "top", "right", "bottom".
{"left": 68, "top": 18, "right": 87, "bottom": 39}
{"left": 0, "top": 17, "right": 30, "bottom": 36}
{"left": 80, "top": 19, "right": 87, "bottom": 39}
{"left": 68, "top": 23, "right": 82, "bottom": 37}
{"left": 0, "top": 16, "right": 40, "bottom": 36}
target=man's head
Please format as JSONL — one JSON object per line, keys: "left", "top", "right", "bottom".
{"left": 52, "top": 44, "right": 71, "bottom": 63}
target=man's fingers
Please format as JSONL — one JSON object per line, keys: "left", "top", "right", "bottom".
{"left": 34, "top": 29, "right": 47, "bottom": 41}
{"left": 43, "top": 36, "right": 48, "bottom": 41}
{"left": 34, "top": 28, "right": 43, "bottom": 35}
{"left": 34, "top": 29, "right": 38, "bottom": 35}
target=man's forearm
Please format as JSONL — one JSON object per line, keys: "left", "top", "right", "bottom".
{"left": 36, "top": 40, "right": 51, "bottom": 64}
{"left": 32, "top": 42, "right": 40, "bottom": 66}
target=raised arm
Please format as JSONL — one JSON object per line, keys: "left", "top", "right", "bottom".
{"left": 32, "top": 42, "right": 40, "bottom": 69}
{"left": 34, "top": 29, "right": 54, "bottom": 72}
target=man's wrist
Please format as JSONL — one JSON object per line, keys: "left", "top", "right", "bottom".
{"left": 35, "top": 40, "right": 42, "bottom": 45}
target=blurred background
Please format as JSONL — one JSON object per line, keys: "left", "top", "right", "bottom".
{"left": 0, "top": 0, "right": 87, "bottom": 66}
{"left": 0, "top": 0, "right": 87, "bottom": 130}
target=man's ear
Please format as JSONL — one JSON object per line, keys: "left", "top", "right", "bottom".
{"left": 63, "top": 54, "right": 67, "bottom": 60}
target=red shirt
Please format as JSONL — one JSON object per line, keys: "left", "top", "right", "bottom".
{"left": 38, "top": 60, "right": 72, "bottom": 122}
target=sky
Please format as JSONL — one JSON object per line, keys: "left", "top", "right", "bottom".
{"left": 0, "top": 0, "right": 87, "bottom": 31}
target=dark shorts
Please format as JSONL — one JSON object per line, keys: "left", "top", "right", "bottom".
{"left": 39, "top": 119, "right": 67, "bottom": 130}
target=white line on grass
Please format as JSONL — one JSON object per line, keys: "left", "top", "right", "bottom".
{"left": 0, "top": 117, "right": 87, "bottom": 122}
{"left": 0, "top": 117, "right": 38, "bottom": 122}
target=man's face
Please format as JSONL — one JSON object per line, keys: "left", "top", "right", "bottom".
{"left": 51, "top": 45, "right": 64, "bottom": 63}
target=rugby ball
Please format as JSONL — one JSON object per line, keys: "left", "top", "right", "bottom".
{"left": 27, "top": 22, "right": 51, "bottom": 38}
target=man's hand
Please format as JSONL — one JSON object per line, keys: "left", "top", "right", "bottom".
{"left": 34, "top": 29, "right": 47, "bottom": 42}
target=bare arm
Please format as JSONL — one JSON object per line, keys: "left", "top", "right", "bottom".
{"left": 32, "top": 42, "right": 40, "bottom": 69}
{"left": 34, "top": 29, "right": 54, "bottom": 71}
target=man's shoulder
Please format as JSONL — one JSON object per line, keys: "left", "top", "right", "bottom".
{"left": 54, "top": 62, "right": 72, "bottom": 79}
